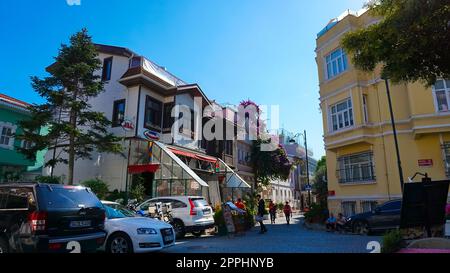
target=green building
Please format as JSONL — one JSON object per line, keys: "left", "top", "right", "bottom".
{"left": 0, "top": 93, "right": 47, "bottom": 182}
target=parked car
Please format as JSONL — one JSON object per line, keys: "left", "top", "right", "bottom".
{"left": 100, "top": 201, "right": 175, "bottom": 253}
{"left": 346, "top": 199, "right": 402, "bottom": 235}
{"left": 136, "top": 196, "right": 214, "bottom": 239}
{"left": 0, "top": 183, "right": 107, "bottom": 253}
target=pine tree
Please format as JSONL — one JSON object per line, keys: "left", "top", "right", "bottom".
{"left": 18, "top": 29, "right": 123, "bottom": 185}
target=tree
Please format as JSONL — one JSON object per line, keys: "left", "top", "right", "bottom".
{"left": 251, "top": 139, "right": 292, "bottom": 188}
{"left": 18, "top": 29, "right": 123, "bottom": 185}
{"left": 313, "top": 156, "right": 327, "bottom": 206}
{"left": 342, "top": 0, "right": 450, "bottom": 86}
{"left": 81, "top": 179, "right": 110, "bottom": 200}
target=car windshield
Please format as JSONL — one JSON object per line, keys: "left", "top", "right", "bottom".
{"left": 104, "top": 204, "right": 136, "bottom": 219}
{"left": 37, "top": 186, "right": 102, "bottom": 209}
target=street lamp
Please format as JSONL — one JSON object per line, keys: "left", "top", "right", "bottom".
{"left": 289, "top": 130, "right": 311, "bottom": 207}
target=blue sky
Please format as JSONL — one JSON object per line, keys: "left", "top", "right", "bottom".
{"left": 0, "top": 0, "right": 366, "bottom": 158}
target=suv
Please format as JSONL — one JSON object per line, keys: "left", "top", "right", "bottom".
{"left": 346, "top": 199, "right": 402, "bottom": 235}
{"left": 0, "top": 183, "right": 107, "bottom": 253}
{"left": 137, "top": 196, "right": 214, "bottom": 239}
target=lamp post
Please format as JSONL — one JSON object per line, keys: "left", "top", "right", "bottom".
{"left": 383, "top": 78, "right": 405, "bottom": 193}
{"left": 290, "top": 130, "right": 311, "bottom": 207}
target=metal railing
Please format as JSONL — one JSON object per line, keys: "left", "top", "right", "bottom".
{"left": 336, "top": 165, "right": 376, "bottom": 184}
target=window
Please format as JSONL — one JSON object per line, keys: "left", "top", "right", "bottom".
{"left": 163, "top": 102, "right": 175, "bottom": 131}
{"left": 144, "top": 96, "right": 163, "bottom": 130}
{"left": 0, "top": 126, "right": 13, "bottom": 147}
{"left": 21, "top": 140, "right": 34, "bottom": 149}
{"left": 432, "top": 79, "right": 450, "bottom": 112}
{"left": 361, "top": 201, "right": 377, "bottom": 213}
{"left": 325, "top": 48, "right": 348, "bottom": 79}
{"left": 102, "top": 57, "right": 113, "bottom": 81}
{"left": 112, "top": 99, "right": 126, "bottom": 127}
{"left": 363, "top": 95, "right": 369, "bottom": 123}
{"left": 330, "top": 98, "right": 354, "bottom": 131}
{"left": 129, "top": 56, "right": 142, "bottom": 68}
{"left": 443, "top": 142, "right": 450, "bottom": 178}
{"left": 341, "top": 201, "right": 356, "bottom": 217}
{"left": 337, "top": 151, "right": 375, "bottom": 184}
{"left": 225, "top": 140, "right": 233, "bottom": 155}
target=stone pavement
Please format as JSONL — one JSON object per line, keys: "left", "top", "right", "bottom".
{"left": 164, "top": 215, "right": 382, "bottom": 253}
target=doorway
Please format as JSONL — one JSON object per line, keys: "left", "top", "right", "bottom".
{"left": 131, "top": 172, "right": 154, "bottom": 198}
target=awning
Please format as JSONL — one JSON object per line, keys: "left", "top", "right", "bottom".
{"left": 167, "top": 146, "right": 217, "bottom": 164}
{"left": 127, "top": 164, "right": 160, "bottom": 174}
{"left": 217, "top": 158, "right": 251, "bottom": 189}
{"left": 156, "top": 142, "right": 209, "bottom": 187}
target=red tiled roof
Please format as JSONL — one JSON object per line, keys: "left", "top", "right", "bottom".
{"left": 0, "top": 93, "right": 31, "bottom": 109}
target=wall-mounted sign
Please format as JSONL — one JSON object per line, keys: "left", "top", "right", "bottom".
{"left": 143, "top": 130, "right": 161, "bottom": 141}
{"left": 121, "top": 119, "right": 135, "bottom": 131}
{"left": 328, "top": 190, "right": 336, "bottom": 197}
{"left": 418, "top": 159, "right": 433, "bottom": 167}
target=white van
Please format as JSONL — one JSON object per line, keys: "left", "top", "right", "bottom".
{"left": 137, "top": 196, "right": 215, "bottom": 239}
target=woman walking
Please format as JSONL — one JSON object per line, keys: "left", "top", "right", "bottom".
{"left": 256, "top": 195, "right": 267, "bottom": 234}
{"left": 283, "top": 201, "right": 292, "bottom": 225}
{"left": 269, "top": 200, "right": 277, "bottom": 224}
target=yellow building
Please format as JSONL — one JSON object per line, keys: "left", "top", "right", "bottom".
{"left": 315, "top": 9, "right": 450, "bottom": 217}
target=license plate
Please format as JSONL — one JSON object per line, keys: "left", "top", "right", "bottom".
{"left": 203, "top": 210, "right": 211, "bottom": 215}
{"left": 164, "top": 235, "right": 174, "bottom": 243}
{"left": 70, "top": 220, "right": 91, "bottom": 228}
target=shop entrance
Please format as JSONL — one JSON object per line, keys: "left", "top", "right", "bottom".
{"left": 131, "top": 172, "right": 154, "bottom": 198}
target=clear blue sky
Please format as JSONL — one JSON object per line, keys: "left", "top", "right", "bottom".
{"left": 0, "top": 0, "right": 366, "bottom": 158}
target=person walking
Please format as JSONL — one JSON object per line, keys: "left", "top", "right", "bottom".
{"left": 256, "top": 194, "right": 267, "bottom": 234}
{"left": 268, "top": 200, "right": 277, "bottom": 224}
{"left": 283, "top": 201, "right": 292, "bottom": 225}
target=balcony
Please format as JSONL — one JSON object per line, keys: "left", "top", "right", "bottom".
{"left": 119, "top": 56, "right": 186, "bottom": 93}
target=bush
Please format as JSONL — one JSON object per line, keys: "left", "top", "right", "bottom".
{"left": 277, "top": 202, "right": 284, "bottom": 211}
{"left": 81, "top": 179, "right": 109, "bottom": 200}
{"left": 106, "top": 190, "right": 127, "bottom": 204}
{"left": 129, "top": 182, "right": 146, "bottom": 203}
{"left": 304, "top": 203, "right": 328, "bottom": 224}
{"left": 382, "top": 230, "right": 404, "bottom": 253}
{"left": 35, "top": 175, "right": 62, "bottom": 184}
{"left": 213, "top": 208, "right": 227, "bottom": 235}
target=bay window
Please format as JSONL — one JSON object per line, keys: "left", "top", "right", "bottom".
{"left": 144, "top": 96, "right": 163, "bottom": 130}
{"left": 330, "top": 98, "right": 354, "bottom": 131}
{"left": 325, "top": 48, "right": 348, "bottom": 79}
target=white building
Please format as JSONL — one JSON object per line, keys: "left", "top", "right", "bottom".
{"left": 44, "top": 44, "right": 250, "bottom": 206}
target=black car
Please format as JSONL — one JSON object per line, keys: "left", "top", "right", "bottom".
{"left": 0, "top": 183, "right": 107, "bottom": 253}
{"left": 346, "top": 199, "right": 402, "bottom": 235}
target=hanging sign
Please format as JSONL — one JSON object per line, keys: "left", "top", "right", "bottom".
{"left": 143, "top": 130, "right": 161, "bottom": 141}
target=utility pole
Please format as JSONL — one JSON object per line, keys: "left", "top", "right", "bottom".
{"left": 384, "top": 78, "right": 405, "bottom": 193}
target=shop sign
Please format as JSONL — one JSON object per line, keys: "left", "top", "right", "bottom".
{"left": 143, "top": 130, "right": 161, "bottom": 141}
{"left": 121, "top": 119, "right": 135, "bottom": 131}
{"left": 418, "top": 159, "right": 433, "bottom": 167}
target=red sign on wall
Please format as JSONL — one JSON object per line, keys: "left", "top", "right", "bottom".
{"left": 418, "top": 159, "right": 433, "bottom": 167}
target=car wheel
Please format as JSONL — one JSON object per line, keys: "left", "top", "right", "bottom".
{"left": 353, "top": 221, "right": 370, "bottom": 236}
{"left": 107, "top": 233, "right": 133, "bottom": 254}
{"left": 192, "top": 231, "right": 203, "bottom": 238}
{"left": 172, "top": 220, "right": 186, "bottom": 239}
{"left": 0, "top": 237, "right": 8, "bottom": 254}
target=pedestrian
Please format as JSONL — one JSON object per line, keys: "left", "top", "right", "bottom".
{"left": 283, "top": 201, "right": 292, "bottom": 225}
{"left": 325, "top": 213, "right": 337, "bottom": 232}
{"left": 269, "top": 200, "right": 277, "bottom": 224}
{"left": 336, "top": 213, "right": 347, "bottom": 233}
{"left": 256, "top": 194, "right": 267, "bottom": 234}
{"left": 235, "top": 198, "right": 246, "bottom": 210}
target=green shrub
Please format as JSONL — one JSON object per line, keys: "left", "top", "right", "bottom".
{"left": 106, "top": 190, "right": 127, "bottom": 204}
{"left": 382, "top": 230, "right": 404, "bottom": 253}
{"left": 81, "top": 179, "right": 109, "bottom": 200}
{"left": 129, "top": 182, "right": 146, "bottom": 203}
{"left": 213, "top": 208, "right": 227, "bottom": 235}
{"left": 304, "top": 202, "right": 328, "bottom": 224}
{"left": 35, "top": 175, "right": 62, "bottom": 184}
{"left": 277, "top": 202, "right": 284, "bottom": 211}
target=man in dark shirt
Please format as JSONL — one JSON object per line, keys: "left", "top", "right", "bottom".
{"left": 257, "top": 194, "right": 267, "bottom": 233}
